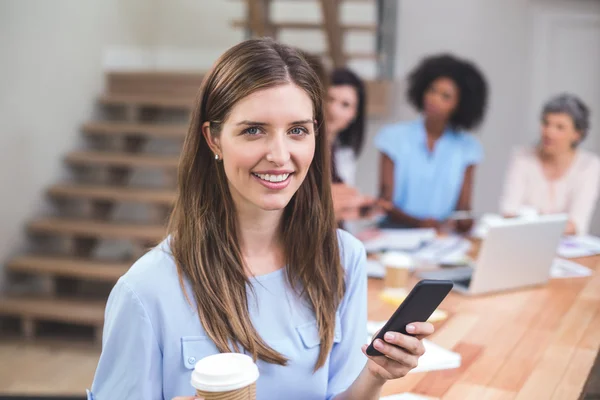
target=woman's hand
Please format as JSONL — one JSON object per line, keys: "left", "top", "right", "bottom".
{"left": 361, "top": 322, "right": 434, "bottom": 382}
{"left": 332, "top": 184, "right": 382, "bottom": 221}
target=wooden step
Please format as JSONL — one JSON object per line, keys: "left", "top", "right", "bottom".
{"left": 65, "top": 151, "right": 179, "bottom": 170}
{"left": 28, "top": 217, "right": 166, "bottom": 243}
{"left": 0, "top": 296, "right": 106, "bottom": 326}
{"left": 48, "top": 184, "right": 176, "bottom": 206}
{"left": 232, "top": 21, "right": 377, "bottom": 32}
{"left": 105, "top": 71, "right": 204, "bottom": 97}
{"left": 98, "top": 71, "right": 393, "bottom": 117}
{"left": 99, "top": 93, "right": 194, "bottom": 110}
{"left": 7, "top": 255, "right": 130, "bottom": 282}
{"left": 82, "top": 122, "right": 187, "bottom": 139}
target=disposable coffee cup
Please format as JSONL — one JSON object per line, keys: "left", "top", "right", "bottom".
{"left": 381, "top": 251, "right": 412, "bottom": 290}
{"left": 191, "top": 353, "right": 259, "bottom": 400}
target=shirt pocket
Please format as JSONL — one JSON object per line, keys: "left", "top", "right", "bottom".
{"left": 296, "top": 312, "right": 343, "bottom": 349}
{"left": 181, "top": 335, "right": 220, "bottom": 369}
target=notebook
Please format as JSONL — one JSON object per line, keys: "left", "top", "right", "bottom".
{"left": 367, "top": 322, "right": 461, "bottom": 374}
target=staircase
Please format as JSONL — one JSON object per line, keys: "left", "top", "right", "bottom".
{"left": 0, "top": 72, "right": 194, "bottom": 342}
{"left": 235, "top": 0, "right": 398, "bottom": 80}
{"left": 0, "top": 0, "right": 396, "bottom": 343}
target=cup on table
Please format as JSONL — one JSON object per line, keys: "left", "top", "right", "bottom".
{"left": 381, "top": 251, "right": 413, "bottom": 290}
{"left": 191, "top": 353, "right": 259, "bottom": 400}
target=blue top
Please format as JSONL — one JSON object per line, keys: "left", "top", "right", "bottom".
{"left": 88, "top": 230, "right": 367, "bottom": 400}
{"left": 374, "top": 119, "right": 483, "bottom": 221}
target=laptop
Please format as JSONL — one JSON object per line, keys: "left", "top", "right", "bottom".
{"left": 419, "top": 214, "right": 568, "bottom": 295}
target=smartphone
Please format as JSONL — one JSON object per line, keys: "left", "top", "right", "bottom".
{"left": 366, "top": 279, "right": 453, "bottom": 357}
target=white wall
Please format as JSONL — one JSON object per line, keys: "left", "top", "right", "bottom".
{"left": 0, "top": 0, "right": 155, "bottom": 287}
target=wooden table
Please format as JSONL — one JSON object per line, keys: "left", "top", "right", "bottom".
{"left": 368, "top": 255, "right": 600, "bottom": 399}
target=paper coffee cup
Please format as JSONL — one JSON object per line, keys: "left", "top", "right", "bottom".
{"left": 191, "top": 353, "right": 259, "bottom": 400}
{"left": 381, "top": 251, "right": 412, "bottom": 289}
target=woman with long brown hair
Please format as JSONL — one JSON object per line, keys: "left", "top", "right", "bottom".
{"left": 88, "top": 39, "right": 433, "bottom": 400}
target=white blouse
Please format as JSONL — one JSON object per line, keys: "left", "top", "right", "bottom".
{"left": 334, "top": 146, "right": 357, "bottom": 186}
{"left": 500, "top": 147, "right": 600, "bottom": 235}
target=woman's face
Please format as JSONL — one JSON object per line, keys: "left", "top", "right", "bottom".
{"left": 423, "top": 77, "right": 459, "bottom": 123}
{"left": 326, "top": 84, "right": 359, "bottom": 141}
{"left": 205, "top": 83, "right": 316, "bottom": 213}
{"left": 540, "top": 112, "right": 581, "bottom": 155}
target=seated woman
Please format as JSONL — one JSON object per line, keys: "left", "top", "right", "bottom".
{"left": 303, "top": 52, "right": 374, "bottom": 222}
{"left": 326, "top": 67, "right": 378, "bottom": 222}
{"left": 375, "top": 54, "right": 489, "bottom": 232}
{"left": 327, "top": 68, "right": 366, "bottom": 186}
{"left": 500, "top": 94, "right": 600, "bottom": 235}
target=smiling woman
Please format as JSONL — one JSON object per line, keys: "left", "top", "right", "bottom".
{"left": 87, "top": 38, "right": 433, "bottom": 400}
{"left": 205, "top": 85, "right": 316, "bottom": 211}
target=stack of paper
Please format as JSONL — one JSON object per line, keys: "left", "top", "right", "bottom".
{"left": 366, "top": 259, "right": 385, "bottom": 278}
{"left": 413, "top": 236, "right": 472, "bottom": 265}
{"left": 558, "top": 235, "right": 600, "bottom": 258}
{"left": 365, "top": 236, "right": 472, "bottom": 279}
{"left": 412, "top": 339, "right": 461, "bottom": 373}
{"left": 363, "top": 229, "right": 437, "bottom": 253}
{"left": 551, "top": 258, "right": 593, "bottom": 278}
{"left": 366, "top": 322, "right": 461, "bottom": 374}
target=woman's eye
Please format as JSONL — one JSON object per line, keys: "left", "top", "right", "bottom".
{"left": 243, "top": 127, "right": 261, "bottom": 135}
{"left": 290, "top": 127, "right": 308, "bottom": 136}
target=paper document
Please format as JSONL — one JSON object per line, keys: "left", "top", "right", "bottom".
{"left": 366, "top": 237, "right": 472, "bottom": 278}
{"left": 363, "top": 229, "right": 437, "bottom": 253}
{"left": 413, "top": 236, "right": 472, "bottom": 265}
{"left": 558, "top": 235, "right": 600, "bottom": 258}
{"left": 366, "top": 322, "right": 461, "bottom": 374}
{"left": 366, "top": 259, "right": 385, "bottom": 278}
{"left": 381, "top": 394, "right": 438, "bottom": 400}
{"left": 413, "top": 339, "right": 461, "bottom": 373}
{"left": 551, "top": 258, "right": 593, "bottom": 278}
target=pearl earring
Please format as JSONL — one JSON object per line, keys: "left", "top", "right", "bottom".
{"left": 215, "top": 154, "right": 219, "bottom": 160}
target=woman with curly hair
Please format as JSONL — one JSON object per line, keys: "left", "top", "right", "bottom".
{"left": 375, "top": 53, "right": 488, "bottom": 232}
{"left": 500, "top": 94, "right": 599, "bottom": 235}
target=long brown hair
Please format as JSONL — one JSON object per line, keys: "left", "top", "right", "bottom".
{"left": 168, "top": 38, "right": 345, "bottom": 370}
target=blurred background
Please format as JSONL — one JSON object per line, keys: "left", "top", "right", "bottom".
{"left": 0, "top": 0, "right": 599, "bottom": 396}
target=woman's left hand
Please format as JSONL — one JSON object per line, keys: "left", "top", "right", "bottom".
{"left": 361, "top": 322, "right": 434, "bottom": 381}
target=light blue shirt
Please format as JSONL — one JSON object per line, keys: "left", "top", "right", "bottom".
{"left": 374, "top": 119, "right": 483, "bottom": 221}
{"left": 88, "top": 230, "right": 367, "bottom": 400}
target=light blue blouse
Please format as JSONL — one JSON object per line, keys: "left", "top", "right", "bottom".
{"left": 375, "top": 119, "right": 483, "bottom": 221}
{"left": 88, "top": 230, "right": 367, "bottom": 400}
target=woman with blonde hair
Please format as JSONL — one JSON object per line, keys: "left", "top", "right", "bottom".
{"left": 500, "top": 93, "right": 600, "bottom": 235}
{"left": 88, "top": 39, "right": 433, "bottom": 400}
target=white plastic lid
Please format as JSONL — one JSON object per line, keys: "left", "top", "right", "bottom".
{"left": 380, "top": 251, "right": 413, "bottom": 268}
{"left": 190, "top": 353, "right": 259, "bottom": 392}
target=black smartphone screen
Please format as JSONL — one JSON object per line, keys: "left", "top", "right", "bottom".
{"left": 366, "top": 279, "right": 453, "bottom": 357}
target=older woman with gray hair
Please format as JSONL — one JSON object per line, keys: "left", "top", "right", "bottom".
{"left": 500, "top": 93, "right": 600, "bottom": 235}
